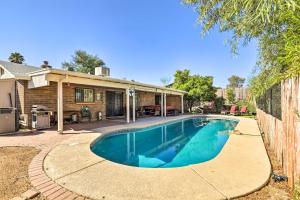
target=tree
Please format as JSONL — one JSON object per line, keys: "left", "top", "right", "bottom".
{"left": 214, "top": 97, "right": 225, "bottom": 113}
{"left": 62, "top": 50, "right": 105, "bottom": 74}
{"left": 226, "top": 88, "right": 235, "bottom": 104}
{"left": 183, "top": 0, "right": 300, "bottom": 96}
{"left": 172, "top": 69, "right": 216, "bottom": 111}
{"left": 227, "top": 75, "right": 245, "bottom": 88}
{"left": 8, "top": 52, "right": 25, "bottom": 64}
{"left": 160, "top": 77, "right": 171, "bottom": 87}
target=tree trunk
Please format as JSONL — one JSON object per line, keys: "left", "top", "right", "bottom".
{"left": 188, "top": 100, "right": 194, "bottom": 112}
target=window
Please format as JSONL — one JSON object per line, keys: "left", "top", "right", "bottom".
{"left": 0, "top": 68, "right": 4, "bottom": 77}
{"left": 75, "top": 88, "right": 94, "bottom": 103}
{"left": 155, "top": 95, "right": 161, "bottom": 105}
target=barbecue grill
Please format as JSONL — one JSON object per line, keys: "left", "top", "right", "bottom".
{"left": 31, "top": 105, "right": 52, "bottom": 129}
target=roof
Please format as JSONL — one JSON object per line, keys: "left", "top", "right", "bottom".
{"left": 42, "top": 68, "right": 186, "bottom": 94}
{"left": 0, "top": 59, "right": 187, "bottom": 94}
{"left": 0, "top": 60, "right": 40, "bottom": 76}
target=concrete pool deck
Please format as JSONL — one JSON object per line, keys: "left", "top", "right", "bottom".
{"left": 43, "top": 115, "right": 271, "bottom": 200}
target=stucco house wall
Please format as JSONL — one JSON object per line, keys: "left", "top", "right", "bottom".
{"left": 0, "top": 79, "right": 15, "bottom": 107}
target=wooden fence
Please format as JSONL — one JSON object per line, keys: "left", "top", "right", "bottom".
{"left": 256, "top": 75, "right": 300, "bottom": 187}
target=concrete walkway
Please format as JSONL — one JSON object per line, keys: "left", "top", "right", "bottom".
{"left": 43, "top": 115, "right": 271, "bottom": 200}
{"left": 0, "top": 119, "right": 125, "bottom": 148}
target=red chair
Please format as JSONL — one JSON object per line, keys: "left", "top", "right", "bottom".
{"left": 229, "top": 105, "right": 239, "bottom": 115}
{"left": 240, "top": 106, "right": 247, "bottom": 115}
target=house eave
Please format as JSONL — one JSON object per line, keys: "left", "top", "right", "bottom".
{"left": 28, "top": 68, "right": 187, "bottom": 95}
{"left": 14, "top": 76, "right": 31, "bottom": 80}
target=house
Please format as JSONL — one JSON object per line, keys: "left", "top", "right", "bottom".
{"left": 0, "top": 60, "right": 186, "bottom": 133}
{"left": 216, "top": 87, "right": 249, "bottom": 102}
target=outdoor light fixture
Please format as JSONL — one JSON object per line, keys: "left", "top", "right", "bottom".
{"left": 128, "top": 87, "right": 135, "bottom": 96}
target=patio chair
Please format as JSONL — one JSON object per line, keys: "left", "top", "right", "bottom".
{"left": 80, "top": 106, "right": 92, "bottom": 122}
{"left": 221, "top": 109, "right": 228, "bottom": 115}
{"left": 154, "top": 105, "right": 161, "bottom": 116}
{"left": 229, "top": 105, "right": 239, "bottom": 115}
{"left": 143, "top": 105, "right": 155, "bottom": 116}
{"left": 240, "top": 106, "right": 247, "bottom": 115}
{"left": 136, "top": 106, "right": 144, "bottom": 118}
{"left": 220, "top": 105, "right": 230, "bottom": 115}
{"left": 167, "top": 106, "right": 179, "bottom": 116}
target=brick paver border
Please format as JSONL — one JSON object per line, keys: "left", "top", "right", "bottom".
{"left": 28, "top": 146, "right": 91, "bottom": 200}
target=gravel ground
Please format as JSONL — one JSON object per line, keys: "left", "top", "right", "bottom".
{"left": 0, "top": 146, "right": 40, "bottom": 200}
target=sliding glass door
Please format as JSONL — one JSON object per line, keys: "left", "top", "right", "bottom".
{"left": 106, "top": 91, "right": 124, "bottom": 117}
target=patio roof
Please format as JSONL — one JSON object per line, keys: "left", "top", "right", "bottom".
{"left": 28, "top": 67, "right": 187, "bottom": 95}
{"left": 0, "top": 59, "right": 186, "bottom": 95}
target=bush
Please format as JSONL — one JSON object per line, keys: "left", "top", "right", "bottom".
{"left": 293, "top": 183, "right": 300, "bottom": 200}
{"left": 214, "top": 97, "right": 225, "bottom": 113}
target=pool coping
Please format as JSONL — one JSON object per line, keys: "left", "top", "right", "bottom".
{"left": 36, "top": 115, "right": 271, "bottom": 200}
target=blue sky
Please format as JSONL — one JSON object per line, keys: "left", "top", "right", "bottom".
{"left": 0, "top": 0, "right": 257, "bottom": 87}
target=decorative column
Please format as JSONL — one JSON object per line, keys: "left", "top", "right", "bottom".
{"left": 132, "top": 89, "right": 136, "bottom": 122}
{"left": 164, "top": 93, "right": 167, "bottom": 117}
{"left": 161, "top": 93, "right": 164, "bottom": 117}
{"left": 57, "top": 81, "right": 63, "bottom": 134}
{"left": 181, "top": 95, "right": 184, "bottom": 114}
{"left": 126, "top": 88, "right": 130, "bottom": 123}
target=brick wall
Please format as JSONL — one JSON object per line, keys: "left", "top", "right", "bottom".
{"left": 136, "top": 92, "right": 182, "bottom": 111}
{"left": 167, "top": 95, "right": 181, "bottom": 111}
{"left": 23, "top": 81, "right": 57, "bottom": 127}
{"left": 63, "top": 83, "right": 107, "bottom": 120}
{"left": 138, "top": 92, "right": 155, "bottom": 106}
{"left": 19, "top": 81, "right": 113, "bottom": 127}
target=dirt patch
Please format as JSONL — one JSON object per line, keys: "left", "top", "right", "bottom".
{"left": 32, "top": 194, "right": 46, "bottom": 200}
{"left": 236, "top": 138, "right": 291, "bottom": 200}
{"left": 0, "top": 146, "right": 40, "bottom": 200}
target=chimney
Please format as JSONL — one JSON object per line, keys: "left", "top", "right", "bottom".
{"left": 95, "top": 66, "right": 110, "bottom": 76}
{"left": 41, "top": 61, "right": 52, "bottom": 69}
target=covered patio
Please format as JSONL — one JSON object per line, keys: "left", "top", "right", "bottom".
{"left": 27, "top": 68, "right": 186, "bottom": 133}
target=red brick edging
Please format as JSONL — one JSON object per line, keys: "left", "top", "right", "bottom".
{"left": 28, "top": 147, "right": 89, "bottom": 200}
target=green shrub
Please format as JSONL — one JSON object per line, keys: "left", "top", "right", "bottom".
{"left": 293, "top": 183, "right": 300, "bottom": 200}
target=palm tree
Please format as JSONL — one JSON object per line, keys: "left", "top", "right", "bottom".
{"left": 8, "top": 52, "right": 25, "bottom": 64}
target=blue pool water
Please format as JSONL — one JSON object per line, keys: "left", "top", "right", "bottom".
{"left": 91, "top": 118, "right": 238, "bottom": 168}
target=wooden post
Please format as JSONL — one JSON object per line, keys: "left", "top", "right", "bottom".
{"left": 132, "top": 90, "right": 136, "bottom": 122}
{"left": 164, "top": 93, "right": 167, "bottom": 117}
{"left": 57, "top": 81, "right": 63, "bottom": 134}
{"left": 126, "top": 88, "right": 130, "bottom": 123}
{"left": 161, "top": 93, "right": 164, "bottom": 117}
{"left": 181, "top": 95, "right": 184, "bottom": 114}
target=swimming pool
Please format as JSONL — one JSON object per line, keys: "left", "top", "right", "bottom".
{"left": 91, "top": 117, "right": 238, "bottom": 168}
